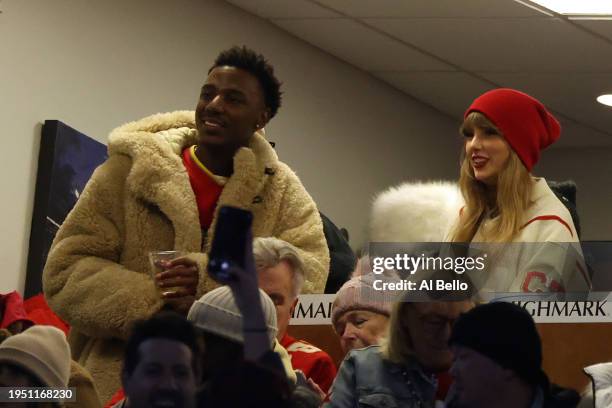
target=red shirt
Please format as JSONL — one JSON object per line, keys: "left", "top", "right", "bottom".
{"left": 436, "top": 371, "right": 452, "bottom": 401}
{"left": 280, "top": 334, "right": 337, "bottom": 394}
{"left": 104, "top": 389, "right": 124, "bottom": 408}
{"left": 181, "top": 146, "right": 224, "bottom": 230}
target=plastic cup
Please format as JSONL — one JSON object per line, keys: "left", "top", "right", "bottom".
{"left": 148, "top": 250, "right": 186, "bottom": 295}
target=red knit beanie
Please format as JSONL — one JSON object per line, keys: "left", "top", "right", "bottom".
{"left": 465, "top": 88, "right": 561, "bottom": 171}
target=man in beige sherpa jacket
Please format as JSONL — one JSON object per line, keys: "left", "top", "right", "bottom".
{"left": 42, "top": 46, "right": 329, "bottom": 402}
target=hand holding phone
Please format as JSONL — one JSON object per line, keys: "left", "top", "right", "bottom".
{"left": 207, "top": 206, "right": 253, "bottom": 283}
{"left": 208, "top": 206, "right": 271, "bottom": 360}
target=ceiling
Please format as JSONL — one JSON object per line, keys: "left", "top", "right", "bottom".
{"left": 225, "top": 0, "right": 612, "bottom": 148}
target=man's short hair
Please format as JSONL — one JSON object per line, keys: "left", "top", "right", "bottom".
{"left": 209, "top": 46, "right": 282, "bottom": 118}
{"left": 122, "top": 312, "right": 200, "bottom": 376}
{"left": 253, "top": 237, "right": 305, "bottom": 298}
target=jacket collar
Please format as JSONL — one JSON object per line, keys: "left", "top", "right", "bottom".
{"left": 530, "top": 177, "right": 549, "bottom": 204}
{"left": 386, "top": 355, "right": 436, "bottom": 384}
{"left": 107, "top": 110, "right": 278, "bottom": 249}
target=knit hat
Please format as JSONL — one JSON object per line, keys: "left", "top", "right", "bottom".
{"left": 449, "top": 302, "right": 547, "bottom": 387}
{"left": 331, "top": 257, "right": 398, "bottom": 333}
{"left": 465, "top": 88, "right": 560, "bottom": 171}
{"left": 187, "top": 286, "right": 278, "bottom": 346}
{"left": 0, "top": 325, "right": 71, "bottom": 387}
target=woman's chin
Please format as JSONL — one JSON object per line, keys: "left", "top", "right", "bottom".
{"left": 473, "top": 171, "right": 497, "bottom": 187}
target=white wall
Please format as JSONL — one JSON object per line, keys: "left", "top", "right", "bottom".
{"left": 0, "top": 0, "right": 461, "bottom": 293}
{"left": 538, "top": 148, "right": 612, "bottom": 241}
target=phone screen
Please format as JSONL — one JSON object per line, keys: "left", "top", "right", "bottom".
{"left": 207, "top": 206, "right": 253, "bottom": 283}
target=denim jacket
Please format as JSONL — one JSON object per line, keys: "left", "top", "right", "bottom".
{"left": 325, "top": 345, "right": 436, "bottom": 408}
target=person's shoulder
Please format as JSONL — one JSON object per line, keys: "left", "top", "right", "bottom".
{"left": 82, "top": 154, "right": 133, "bottom": 192}
{"left": 108, "top": 111, "right": 197, "bottom": 155}
{"left": 265, "top": 160, "right": 313, "bottom": 200}
{"left": 350, "top": 344, "right": 382, "bottom": 354}
{"left": 524, "top": 178, "right": 577, "bottom": 240}
{"left": 109, "top": 111, "right": 195, "bottom": 140}
{"left": 246, "top": 136, "right": 297, "bottom": 187}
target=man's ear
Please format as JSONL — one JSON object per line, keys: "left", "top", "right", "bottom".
{"left": 256, "top": 109, "right": 271, "bottom": 131}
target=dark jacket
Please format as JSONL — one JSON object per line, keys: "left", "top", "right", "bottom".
{"left": 544, "top": 384, "right": 580, "bottom": 408}
{"left": 320, "top": 212, "right": 356, "bottom": 294}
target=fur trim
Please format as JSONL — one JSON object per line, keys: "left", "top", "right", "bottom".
{"left": 109, "top": 110, "right": 196, "bottom": 139}
{"left": 43, "top": 110, "right": 328, "bottom": 400}
{"left": 583, "top": 363, "right": 612, "bottom": 408}
{"left": 369, "top": 181, "right": 463, "bottom": 242}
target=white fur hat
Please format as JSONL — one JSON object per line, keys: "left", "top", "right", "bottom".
{"left": 370, "top": 180, "right": 463, "bottom": 242}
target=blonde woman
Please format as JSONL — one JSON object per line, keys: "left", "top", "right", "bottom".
{"left": 326, "top": 301, "right": 473, "bottom": 408}
{"left": 450, "top": 88, "right": 590, "bottom": 293}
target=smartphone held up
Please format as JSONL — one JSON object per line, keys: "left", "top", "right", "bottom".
{"left": 207, "top": 206, "right": 253, "bottom": 283}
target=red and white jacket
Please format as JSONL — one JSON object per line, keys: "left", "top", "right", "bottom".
{"left": 468, "top": 178, "right": 590, "bottom": 293}
{"left": 281, "top": 334, "right": 337, "bottom": 393}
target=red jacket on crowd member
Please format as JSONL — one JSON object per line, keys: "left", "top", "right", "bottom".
{"left": 436, "top": 371, "right": 452, "bottom": 401}
{"left": 0, "top": 291, "right": 34, "bottom": 332}
{"left": 23, "top": 293, "right": 69, "bottom": 335}
{"left": 281, "top": 333, "right": 337, "bottom": 393}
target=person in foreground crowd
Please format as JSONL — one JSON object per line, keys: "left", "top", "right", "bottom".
{"left": 331, "top": 258, "right": 393, "bottom": 355}
{"left": 117, "top": 313, "right": 200, "bottom": 408}
{"left": 449, "top": 88, "right": 589, "bottom": 293}
{"left": 330, "top": 180, "right": 465, "bottom": 356}
{"left": 43, "top": 45, "right": 329, "bottom": 401}
{"left": 326, "top": 300, "right": 473, "bottom": 408}
{"left": 446, "top": 301, "right": 580, "bottom": 408}
{"left": 108, "top": 273, "right": 297, "bottom": 407}
{"left": 0, "top": 325, "right": 71, "bottom": 408}
{"left": 188, "top": 286, "right": 296, "bottom": 407}
{"left": 187, "top": 286, "right": 280, "bottom": 377}
{"left": 189, "top": 228, "right": 320, "bottom": 407}
{"left": 0, "top": 326, "right": 102, "bottom": 408}
{"left": 254, "top": 237, "right": 337, "bottom": 393}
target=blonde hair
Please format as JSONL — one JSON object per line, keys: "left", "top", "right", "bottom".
{"left": 253, "top": 237, "right": 305, "bottom": 299}
{"left": 451, "top": 112, "right": 533, "bottom": 243}
{"left": 381, "top": 301, "right": 476, "bottom": 365}
{"left": 381, "top": 302, "right": 413, "bottom": 364}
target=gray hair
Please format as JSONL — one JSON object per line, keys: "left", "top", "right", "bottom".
{"left": 253, "top": 237, "right": 305, "bottom": 299}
